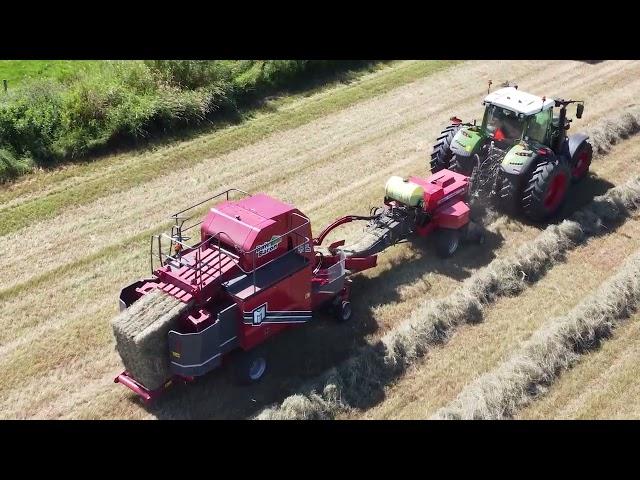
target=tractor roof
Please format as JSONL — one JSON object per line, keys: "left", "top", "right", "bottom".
{"left": 484, "top": 87, "right": 554, "bottom": 116}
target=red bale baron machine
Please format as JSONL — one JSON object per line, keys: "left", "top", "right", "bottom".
{"left": 114, "top": 169, "right": 483, "bottom": 402}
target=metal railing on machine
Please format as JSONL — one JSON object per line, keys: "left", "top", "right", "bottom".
{"left": 150, "top": 188, "right": 250, "bottom": 274}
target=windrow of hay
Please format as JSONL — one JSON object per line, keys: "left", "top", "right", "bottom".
{"left": 433, "top": 249, "right": 640, "bottom": 420}
{"left": 586, "top": 104, "right": 640, "bottom": 155}
{"left": 255, "top": 176, "right": 640, "bottom": 420}
{"left": 111, "top": 289, "right": 191, "bottom": 390}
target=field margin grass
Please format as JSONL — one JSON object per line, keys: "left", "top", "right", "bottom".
{"left": 0, "top": 60, "right": 458, "bottom": 237}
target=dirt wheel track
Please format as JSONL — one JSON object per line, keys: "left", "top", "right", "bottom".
{"left": 1, "top": 60, "right": 639, "bottom": 419}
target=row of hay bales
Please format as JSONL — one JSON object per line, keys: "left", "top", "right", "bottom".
{"left": 255, "top": 175, "right": 640, "bottom": 419}
{"left": 587, "top": 105, "right": 640, "bottom": 155}
{"left": 434, "top": 247, "right": 640, "bottom": 420}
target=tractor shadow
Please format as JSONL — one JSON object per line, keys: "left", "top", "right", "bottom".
{"left": 499, "top": 173, "right": 616, "bottom": 231}
{"left": 146, "top": 222, "right": 504, "bottom": 419}
{"left": 558, "top": 174, "right": 616, "bottom": 220}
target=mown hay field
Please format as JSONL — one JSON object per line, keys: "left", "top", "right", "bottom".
{"left": 1, "top": 60, "right": 639, "bottom": 419}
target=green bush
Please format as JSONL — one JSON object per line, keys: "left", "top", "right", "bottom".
{"left": 0, "top": 148, "right": 32, "bottom": 180}
{"left": 0, "top": 60, "right": 373, "bottom": 182}
{"left": 0, "top": 80, "right": 65, "bottom": 160}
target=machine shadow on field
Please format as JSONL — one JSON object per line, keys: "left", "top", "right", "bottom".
{"left": 142, "top": 220, "right": 504, "bottom": 419}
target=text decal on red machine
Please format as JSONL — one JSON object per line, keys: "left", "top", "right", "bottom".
{"left": 256, "top": 235, "right": 282, "bottom": 257}
{"left": 252, "top": 303, "right": 267, "bottom": 325}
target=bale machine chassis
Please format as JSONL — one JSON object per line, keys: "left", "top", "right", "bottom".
{"left": 114, "top": 169, "right": 482, "bottom": 402}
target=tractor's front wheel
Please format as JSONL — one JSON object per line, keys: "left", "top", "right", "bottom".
{"left": 496, "top": 173, "right": 518, "bottom": 214}
{"left": 521, "top": 159, "right": 571, "bottom": 221}
{"left": 430, "top": 123, "right": 462, "bottom": 173}
{"left": 450, "top": 154, "right": 475, "bottom": 176}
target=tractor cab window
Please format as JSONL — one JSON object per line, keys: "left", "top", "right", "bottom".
{"left": 483, "top": 105, "right": 524, "bottom": 142}
{"left": 525, "top": 108, "right": 552, "bottom": 144}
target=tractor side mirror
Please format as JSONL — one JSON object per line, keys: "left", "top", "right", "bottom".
{"left": 576, "top": 103, "right": 584, "bottom": 119}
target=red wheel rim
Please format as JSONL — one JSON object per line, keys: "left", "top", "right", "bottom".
{"left": 544, "top": 172, "right": 568, "bottom": 210}
{"left": 572, "top": 150, "right": 590, "bottom": 178}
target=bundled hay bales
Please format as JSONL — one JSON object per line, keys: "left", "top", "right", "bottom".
{"left": 255, "top": 175, "right": 640, "bottom": 420}
{"left": 433, "top": 249, "right": 640, "bottom": 420}
{"left": 112, "top": 289, "right": 191, "bottom": 390}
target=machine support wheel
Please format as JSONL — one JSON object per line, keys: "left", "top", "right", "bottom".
{"left": 231, "top": 348, "right": 268, "bottom": 385}
{"left": 434, "top": 228, "right": 461, "bottom": 258}
{"left": 430, "top": 123, "right": 462, "bottom": 173}
{"left": 521, "top": 159, "right": 571, "bottom": 221}
{"left": 334, "top": 300, "right": 353, "bottom": 323}
{"left": 570, "top": 141, "right": 593, "bottom": 183}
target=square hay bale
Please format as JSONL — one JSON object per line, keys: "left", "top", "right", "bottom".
{"left": 111, "top": 289, "right": 191, "bottom": 391}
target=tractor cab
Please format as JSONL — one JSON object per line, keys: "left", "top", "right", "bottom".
{"left": 480, "top": 87, "right": 555, "bottom": 147}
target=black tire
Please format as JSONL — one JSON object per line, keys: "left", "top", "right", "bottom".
{"left": 521, "top": 159, "right": 571, "bottom": 221}
{"left": 496, "top": 172, "right": 519, "bottom": 214}
{"left": 450, "top": 154, "right": 475, "bottom": 176}
{"left": 430, "top": 123, "right": 462, "bottom": 173}
{"left": 434, "top": 228, "right": 460, "bottom": 258}
{"left": 464, "top": 221, "right": 486, "bottom": 245}
{"left": 570, "top": 141, "right": 593, "bottom": 183}
{"left": 231, "top": 349, "right": 268, "bottom": 385}
{"left": 334, "top": 300, "right": 352, "bottom": 323}
{"left": 467, "top": 165, "right": 478, "bottom": 199}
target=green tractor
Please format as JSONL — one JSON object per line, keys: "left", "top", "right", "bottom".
{"left": 430, "top": 83, "right": 593, "bottom": 221}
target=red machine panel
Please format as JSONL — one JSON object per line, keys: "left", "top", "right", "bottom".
{"left": 409, "top": 169, "right": 469, "bottom": 213}
{"left": 200, "top": 193, "right": 313, "bottom": 270}
{"left": 234, "top": 265, "right": 313, "bottom": 350}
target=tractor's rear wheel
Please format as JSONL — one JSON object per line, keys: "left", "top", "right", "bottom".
{"left": 435, "top": 228, "right": 460, "bottom": 258}
{"left": 570, "top": 141, "right": 593, "bottom": 183}
{"left": 430, "top": 123, "right": 462, "bottom": 173}
{"left": 521, "top": 159, "right": 571, "bottom": 221}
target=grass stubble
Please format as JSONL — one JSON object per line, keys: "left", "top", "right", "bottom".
{"left": 434, "top": 246, "right": 640, "bottom": 420}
